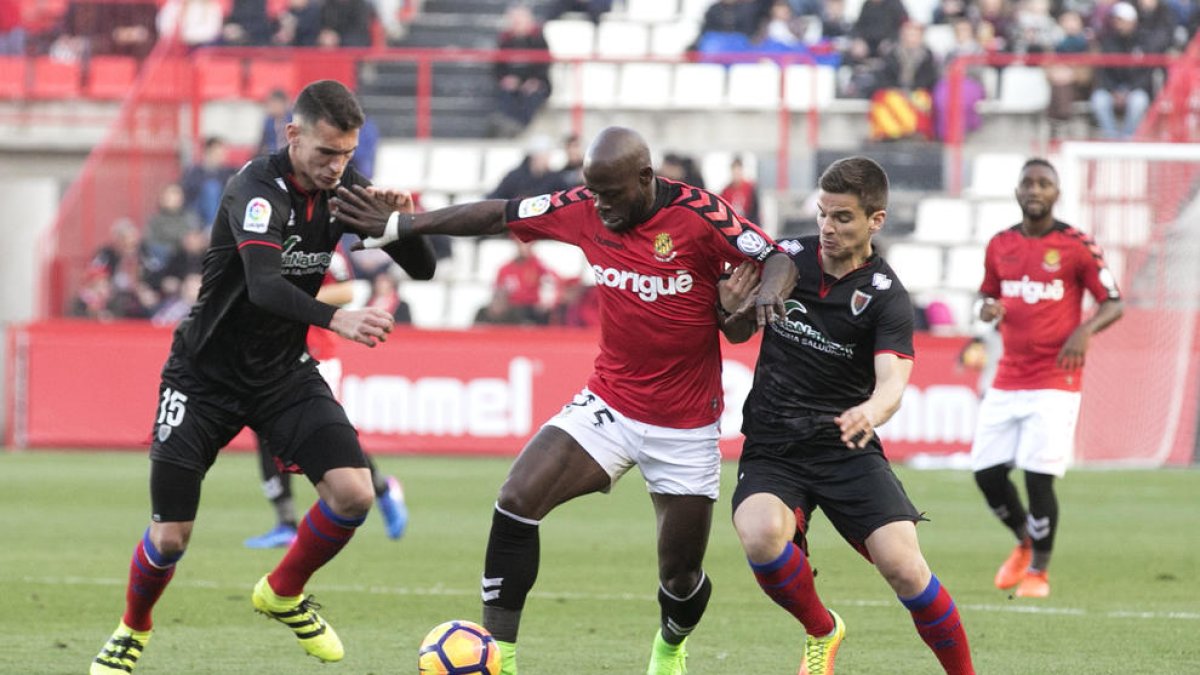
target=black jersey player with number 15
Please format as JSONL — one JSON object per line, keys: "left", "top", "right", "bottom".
{"left": 90, "top": 80, "right": 437, "bottom": 675}
{"left": 726, "top": 157, "right": 976, "bottom": 675}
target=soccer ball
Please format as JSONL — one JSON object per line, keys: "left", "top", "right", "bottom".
{"left": 417, "top": 620, "right": 501, "bottom": 675}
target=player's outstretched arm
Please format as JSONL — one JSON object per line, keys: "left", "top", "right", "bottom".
{"left": 835, "top": 353, "right": 913, "bottom": 449}
{"left": 358, "top": 187, "right": 438, "bottom": 279}
{"left": 753, "top": 252, "right": 797, "bottom": 328}
{"left": 332, "top": 185, "right": 508, "bottom": 247}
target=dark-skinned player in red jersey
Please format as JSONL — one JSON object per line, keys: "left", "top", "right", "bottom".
{"left": 90, "top": 80, "right": 437, "bottom": 675}
{"left": 331, "top": 126, "right": 797, "bottom": 675}
{"left": 971, "top": 158, "right": 1122, "bottom": 599}
{"left": 724, "top": 157, "right": 976, "bottom": 675}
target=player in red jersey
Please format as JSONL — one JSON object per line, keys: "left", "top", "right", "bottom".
{"left": 332, "top": 126, "right": 796, "bottom": 675}
{"left": 972, "top": 158, "right": 1123, "bottom": 598}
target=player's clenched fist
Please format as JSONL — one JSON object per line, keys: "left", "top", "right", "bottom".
{"left": 330, "top": 307, "right": 395, "bottom": 347}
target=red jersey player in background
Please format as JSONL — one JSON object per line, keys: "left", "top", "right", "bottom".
{"left": 971, "top": 158, "right": 1123, "bottom": 598}
{"left": 244, "top": 245, "right": 410, "bottom": 548}
{"left": 331, "top": 126, "right": 796, "bottom": 675}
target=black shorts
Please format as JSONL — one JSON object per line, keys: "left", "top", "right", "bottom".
{"left": 149, "top": 353, "right": 366, "bottom": 480}
{"left": 731, "top": 434, "right": 924, "bottom": 557}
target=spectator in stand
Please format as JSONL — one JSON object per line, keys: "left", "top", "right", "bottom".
{"left": 1137, "top": 0, "right": 1179, "bottom": 51}
{"left": 52, "top": 0, "right": 158, "bottom": 61}
{"left": 820, "top": 0, "right": 853, "bottom": 47}
{"left": 494, "top": 238, "right": 559, "bottom": 325}
{"left": 975, "top": 0, "right": 1014, "bottom": 51}
{"left": 877, "top": 21, "right": 940, "bottom": 94}
{"left": 144, "top": 182, "right": 202, "bottom": 265}
{"left": 754, "top": 0, "right": 814, "bottom": 49}
{"left": 352, "top": 116, "right": 380, "bottom": 180}
{"left": 556, "top": 132, "right": 584, "bottom": 187}
{"left": 180, "top": 137, "right": 236, "bottom": 228}
{"left": 1091, "top": 2, "right": 1155, "bottom": 139}
{"left": 548, "top": 278, "right": 600, "bottom": 327}
{"left": 852, "top": 0, "right": 908, "bottom": 56}
{"left": 318, "top": 0, "right": 374, "bottom": 47}
{"left": 0, "top": 0, "right": 27, "bottom": 55}
{"left": 700, "top": 0, "right": 759, "bottom": 37}
{"left": 660, "top": 152, "right": 706, "bottom": 189}
{"left": 932, "top": 0, "right": 968, "bottom": 24}
{"left": 221, "top": 0, "right": 272, "bottom": 46}
{"left": 934, "top": 17, "right": 987, "bottom": 140}
{"left": 1010, "top": 0, "right": 1061, "bottom": 54}
{"left": 720, "top": 157, "right": 760, "bottom": 224}
{"left": 259, "top": 89, "right": 292, "bottom": 155}
{"left": 366, "top": 271, "right": 412, "bottom": 324}
{"left": 71, "top": 267, "right": 119, "bottom": 320}
{"left": 158, "top": 227, "right": 209, "bottom": 301}
{"left": 490, "top": 4, "right": 551, "bottom": 137}
{"left": 156, "top": 0, "right": 223, "bottom": 48}
{"left": 151, "top": 271, "right": 202, "bottom": 326}
{"left": 1046, "top": 10, "right": 1091, "bottom": 128}
{"left": 544, "top": 0, "right": 613, "bottom": 24}
{"left": 88, "top": 217, "right": 163, "bottom": 318}
{"left": 474, "top": 287, "right": 527, "bottom": 325}
{"left": 488, "top": 135, "right": 569, "bottom": 200}
{"left": 274, "top": 0, "right": 323, "bottom": 46}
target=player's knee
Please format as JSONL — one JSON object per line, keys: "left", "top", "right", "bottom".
{"left": 495, "top": 482, "right": 546, "bottom": 521}
{"left": 877, "top": 555, "right": 930, "bottom": 596}
{"left": 734, "top": 518, "right": 791, "bottom": 562}
{"left": 148, "top": 524, "right": 191, "bottom": 557}
{"left": 660, "top": 567, "right": 704, "bottom": 598}
{"left": 329, "top": 486, "right": 374, "bottom": 519}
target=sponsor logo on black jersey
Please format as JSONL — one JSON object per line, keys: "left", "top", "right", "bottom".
{"left": 280, "top": 235, "right": 333, "bottom": 276}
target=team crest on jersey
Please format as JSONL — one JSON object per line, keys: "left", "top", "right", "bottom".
{"left": 244, "top": 197, "right": 271, "bottom": 233}
{"left": 871, "top": 273, "right": 892, "bottom": 290}
{"left": 737, "top": 230, "right": 767, "bottom": 256}
{"left": 653, "top": 232, "right": 677, "bottom": 262}
{"left": 518, "top": 194, "right": 552, "bottom": 218}
{"left": 850, "top": 290, "right": 873, "bottom": 315}
{"left": 157, "top": 424, "right": 172, "bottom": 443}
{"left": 1042, "top": 248, "right": 1061, "bottom": 272}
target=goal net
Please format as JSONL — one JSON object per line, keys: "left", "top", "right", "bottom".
{"left": 1057, "top": 141, "right": 1200, "bottom": 467}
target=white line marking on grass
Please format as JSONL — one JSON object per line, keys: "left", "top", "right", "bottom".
{"left": 24, "top": 576, "right": 1200, "bottom": 621}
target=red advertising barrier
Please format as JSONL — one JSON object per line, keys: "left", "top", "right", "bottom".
{"left": 6, "top": 319, "right": 1195, "bottom": 465}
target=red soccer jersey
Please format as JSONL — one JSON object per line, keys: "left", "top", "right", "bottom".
{"left": 980, "top": 221, "right": 1121, "bottom": 392}
{"left": 506, "top": 179, "right": 780, "bottom": 428}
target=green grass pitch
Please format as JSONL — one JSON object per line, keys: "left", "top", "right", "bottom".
{"left": 2, "top": 450, "right": 1197, "bottom": 674}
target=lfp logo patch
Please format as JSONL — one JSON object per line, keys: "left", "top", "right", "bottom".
{"left": 244, "top": 197, "right": 272, "bottom": 233}
{"left": 518, "top": 194, "right": 551, "bottom": 219}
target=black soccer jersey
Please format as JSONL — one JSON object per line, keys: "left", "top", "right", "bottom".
{"left": 173, "top": 148, "right": 369, "bottom": 391}
{"left": 742, "top": 235, "right": 915, "bottom": 442}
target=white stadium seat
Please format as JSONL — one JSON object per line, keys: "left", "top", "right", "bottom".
{"left": 374, "top": 143, "right": 427, "bottom": 192}
{"left": 617, "top": 62, "right": 672, "bottom": 109}
{"left": 481, "top": 146, "right": 526, "bottom": 194}
{"left": 671, "top": 62, "right": 725, "bottom": 109}
{"left": 578, "top": 61, "right": 619, "bottom": 109}
{"left": 650, "top": 20, "right": 699, "bottom": 56}
{"left": 624, "top": 0, "right": 678, "bottom": 22}
{"left": 400, "top": 280, "right": 448, "bottom": 329}
{"left": 968, "top": 152, "right": 1026, "bottom": 197}
{"left": 885, "top": 243, "right": 943, "bottom": 292}
{"left": 973, "top": 199, "right": 1023, "bottom": 243}
{"left": 474, "top": 237, "right": 519, "bottom": 283}
{"left": 923, "top": 24, "right": 956, "bottom": 61}
{"left": 444, "top": 280, "right": 494, "bottom": 329}
{"left": 784, "top": 64, "right": 836, "bottom": 111}
{"left": 913, "top": 197, "right": 973, "bottom": 244}
{"left": 425, "top": 146, "right": 483, "bottom": 194}
{"left": 997, "top": 65, "right": 1051, "bottom": 113}
{"left": 532, "top": 240, "right": 590, "bottom": 281}
{"left": 678, "top": 0, "right": 711, "bottom": 22}
{"left": 543, "top": 20, "right": 595, "bottom": 58}
{"left": 726, "top": 62, "right": 781, "bottom": 110}
{"left": 596, "top": 21, "right": 649, "bottom": 58}
{"left": 945, "top": 245, "right": 986, "bottom": 290}
{"left": 435, "top": 236, "right": 476, "bottom": 282}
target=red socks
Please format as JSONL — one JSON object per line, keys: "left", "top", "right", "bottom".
{"left": 122, "top": 530, "right": 182, "bottom": 632}
{"left": 268, "top": 499, "right": 364, "bottom": 597}
{"left": 749, "top": 542, "right": 835, "bottom": 636}
{"left": 900, "top": 575, "right": 975, "bottom": 674}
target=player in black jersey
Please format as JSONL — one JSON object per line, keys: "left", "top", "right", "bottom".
{"left": 90, "top": 80, "right": 436, "bottom": 675}
{"left": 726, "top": 157, "right": 976, "bottom": 674}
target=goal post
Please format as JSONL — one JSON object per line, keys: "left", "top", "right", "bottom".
{"left": 1056, "top": 141, "right": 1200, "bottom": 467}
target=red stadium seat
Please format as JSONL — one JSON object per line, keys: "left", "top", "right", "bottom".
{"left": 29, "top": 57, "right": 81, "bottom": 99}
{"left": 195, "top": 57, "right": 244, "bottom": 100}
{"left": 141, "top": 57, "right": 191, "bottom": 102}
{"left": 86, "top": 56, "right": 138, "bottom": 100}
{"left": 246, "top": 60, "right": 297, "bottom": 101}
{"left": 0, "top": 56, "right": 27, "bottom": 98}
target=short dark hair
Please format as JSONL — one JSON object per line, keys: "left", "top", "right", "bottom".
{"left": 819, "top": 156, "right": 889, "bottom": 215}
{"left": 1021, "top": 157, "right": 1058, "bottom": 178}
{"left": 293, "top": 80, "right": 364, "bottom": 132}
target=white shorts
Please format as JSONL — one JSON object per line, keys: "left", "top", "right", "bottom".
{"left": 545, "top": 389, "right": 721, "bottom": 500}
{"left": 970, "top": 388, "right": 1081, "bottom": 477}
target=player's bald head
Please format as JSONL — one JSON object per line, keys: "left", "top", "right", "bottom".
{"left": 584, "top": 127, "right": 652, "bottom": 176}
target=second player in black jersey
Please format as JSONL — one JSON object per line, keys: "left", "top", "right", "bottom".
{"left": 90, "top": 80, "right": 436, "bottom": 675}
{"left": 726, "top": 157, "right": 976, "bottom": 674}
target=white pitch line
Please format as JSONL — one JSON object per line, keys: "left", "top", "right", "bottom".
{"left": 21, "top": 576, "right": 1200, "bottom": 622}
